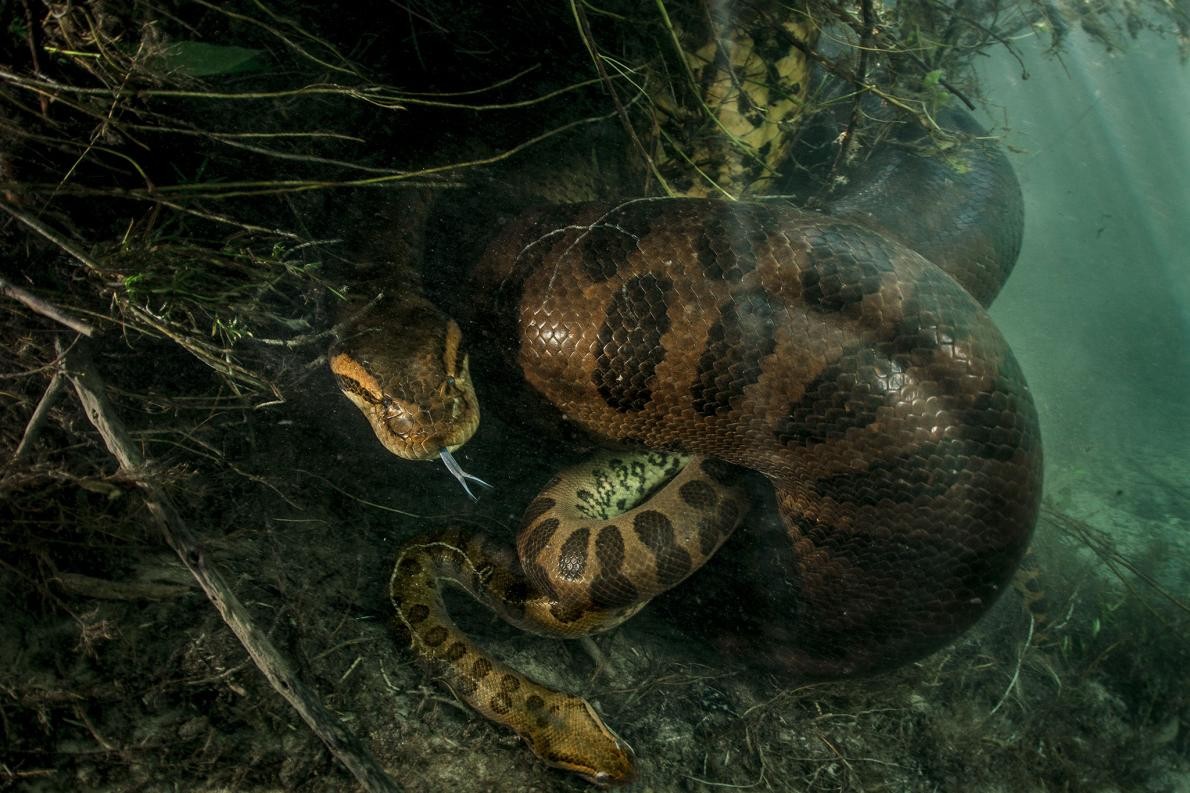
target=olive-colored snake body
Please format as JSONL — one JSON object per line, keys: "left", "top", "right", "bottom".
{"left": 331, "top": 110, "right": 1043, "bottom": 784}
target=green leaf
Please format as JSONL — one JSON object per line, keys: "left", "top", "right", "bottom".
{"left": 158, "top": 42, "right": 266, "bottom": 77}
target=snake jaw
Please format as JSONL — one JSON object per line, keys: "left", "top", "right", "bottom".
{"left": 549, "top": 747, "right": 636, "bottom": 787}
{"left": 538, "top": 700, "right": 636, "bottom": 786}
{"left": 583, "top": 737, "right": 636, "bottom": 787}
{"left": 578, "top": 762, "right": 635, "bottom": 788}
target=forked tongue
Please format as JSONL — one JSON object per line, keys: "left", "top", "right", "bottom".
{"left": 439, "top": 447, "right": 493, "bottom": 501}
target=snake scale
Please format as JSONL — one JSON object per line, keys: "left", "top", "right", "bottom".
{"left": 329, "top": 19, "right": 1043, "bottom": 780}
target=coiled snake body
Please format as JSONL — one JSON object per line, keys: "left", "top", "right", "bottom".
{"left": 331, "top": 109, "right": 1043, "bottom": 783}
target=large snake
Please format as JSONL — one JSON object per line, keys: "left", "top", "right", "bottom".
{"left": 329, "top": 23, "right": 1042, "bottom": 781}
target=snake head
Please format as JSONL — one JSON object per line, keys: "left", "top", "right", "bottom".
{"left": 530, "top": 698, "right": 636, "bottom": 786}
{"left": 572, "top": 734, "right": 636, "bottom": 787}
{"left": 331, "top": 296, "right": 480, "bottom": 461}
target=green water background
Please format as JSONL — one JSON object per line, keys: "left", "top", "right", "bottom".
{"left": 981, "top": 33, "right": 1190, "bottom": 589}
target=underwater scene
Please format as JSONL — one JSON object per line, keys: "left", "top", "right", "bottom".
{"left": 1, "top": 2, "right": 1187, "bottom": 791}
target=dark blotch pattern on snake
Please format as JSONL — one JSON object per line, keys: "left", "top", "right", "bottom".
{"left": 337, "top": 106, "right": 1041, "bottom": 786}
{"left": 469, "top": 193, "right": 1042, "bottom": 680}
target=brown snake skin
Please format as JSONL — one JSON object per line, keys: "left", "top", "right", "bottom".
{"left": 332, "top": 110, "right": 1044, "bottom": 785}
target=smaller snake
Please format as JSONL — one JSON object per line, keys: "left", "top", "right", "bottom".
{"left": 332, "top": 295, "right": 749, "bottom": 784}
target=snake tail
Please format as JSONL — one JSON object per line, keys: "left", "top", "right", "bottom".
{"left": 391, "top": 529, "right": 636, "bottom": 785}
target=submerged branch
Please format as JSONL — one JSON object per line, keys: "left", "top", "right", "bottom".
{"left": 0, "top": 275, "right": 97, "bottom": 337}
{"left": 1044, "top": 505, "right": 1189, "bottom": 618}
{"left": 12, "top": 369, "right": 65, "bottom": 464}
{"left": 0, "top": 200, "right": 105, "bottom": 275}
{"left": 63, "top": 342, "right": 404, "bottom": 793}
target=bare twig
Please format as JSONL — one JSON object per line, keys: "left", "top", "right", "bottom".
{"left": 824, "top": 0, "right": 979, "bottom": 110}
{"left": 829, "top": 0, "right": 876, "bottom": 178}
{"left": 63, "top": 342, "right": 403, "bottom": 793}
{"left": 52, "top": 570, "right": 192, "bottom": 601}
{"left": 1044, "top": 505, "right": 1189, "bottom": 617}
{"left": 252, "top": 289, "right": 385, "bottom": 349}
{"left": 760, "top": 11, "right": 945, "bottom": 133}
{"left": 0, "top": 275, "right": 96, "bottom": 336}
{"left": 989, "top": 615, "right": 1033, "bottom": 715}
{"left": 13, "top": 369, "right": 65, "bottom": 463}
{"left": 0, "top": 200, "right": 104, "bottom": 275}
{"left": 118, "top": 302, "right": 278, "bottom": 396}
{"left": 571, "top": 0, "right": 673, "bottom": 195}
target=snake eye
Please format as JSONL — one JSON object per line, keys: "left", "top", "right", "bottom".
{"left": 382, "top": 400, "right": 415, "bottom": 434}
{"left": 388, "top": 415, "right": 415, "bottom": 436}
{"left": 382, "top": 397, "right": 408, "bottom": 421}
{"left": 444, "top": 354, "right": 469, "bottom": 391}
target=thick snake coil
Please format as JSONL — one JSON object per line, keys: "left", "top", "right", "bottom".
{"left": 330, "top": 110, "right": 1043, "bottom": 783}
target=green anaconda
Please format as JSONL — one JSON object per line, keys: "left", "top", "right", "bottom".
{"left": 329, "top": 20, "right": 1042, "bottom": 784}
